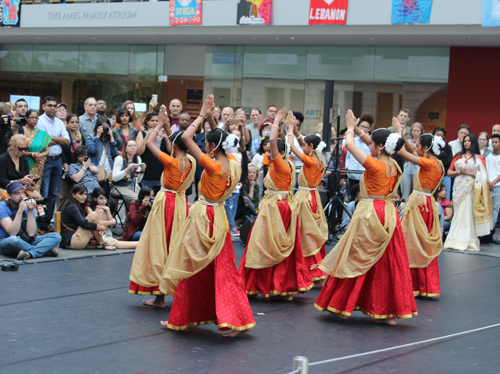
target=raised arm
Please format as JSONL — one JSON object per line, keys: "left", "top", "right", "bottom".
{"left": 181, "top": 95, "right": 214, "bottom": 163}
{"left": 146, "top": 122, "right": 165, "bottom": 160}
{"left": 353, "top": 121, "right": 370, "bottom": 146}
{"left": 270, "top": 108, "right": 287, "bottom": 160}
{"left": 392, "top": 117, "right": 420, "bottom": 165}
{"left": 285, "top": 111, "right": 302, "bottom": 159}
{"left": 344, "top": 110, "right": 368, "bottom": 166}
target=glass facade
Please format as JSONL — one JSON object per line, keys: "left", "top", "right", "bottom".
{"left": 0, "top": 44, "right": 449, "bottom": 133}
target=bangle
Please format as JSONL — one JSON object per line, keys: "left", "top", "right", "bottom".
{"left": 286, "top": 133, "right": 294, "bottom": 137}
{"left": 272, "top": 125, "right": 280, "bottom": 130}
{"left": 297, "top": 135, "right": 303, "bottom": 140}
{"left": 198, "top": 114, "right": 207, "bottom": 121}
{"left": 345, "top": 130, "right": 355, "bottom": 136}
{"left": 358, "top": 129, "right": 365, "bottom": 137}
{"left": 151, "top": 128, "right": 159, "bottom": 134}
{"left": 189, "top": 123, "right": 199, "bottom": 131}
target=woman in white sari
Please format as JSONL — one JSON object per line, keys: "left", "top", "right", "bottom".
{"left": 444, "top": 134, "right": 492, "bottom": 252}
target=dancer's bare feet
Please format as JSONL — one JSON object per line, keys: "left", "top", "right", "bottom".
{"left": 284, "top": 295, "right": 293, "bottom": 301}
{"left": 142, "top": 297, "right": 166, "bottom": 308}
{"left": 160, "top": 320, "right": 190, "bottom": 331}
{"left": 222, "top": 328, "right": 251, "bottom": 338}
{"left": 370, "top": 318, "right": 397, "bottom": 326}
{"left": 336, "top": 313, "right": 348, "bottom": 320}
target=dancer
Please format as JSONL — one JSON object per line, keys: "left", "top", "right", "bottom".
{"left": 315, "top": 110, "right": 417, "bottom": 325}
{"left": 393, "top": 119, "right": 445, "bottom": 297}
{"left": 159, "top": 95, "right": 255, "bottom": 337}
{"left": 239, "top": 108, "right": 313, "bottom": 300}
{"left": 285, "top": 112, "right": 328, "bottom": 285}
{"left": 129, "top": 118, "right": 195, "bottom": 308}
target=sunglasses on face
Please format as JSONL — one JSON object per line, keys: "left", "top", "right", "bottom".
{"left": 17, "top": 147, "right": 28, "bottom": 152}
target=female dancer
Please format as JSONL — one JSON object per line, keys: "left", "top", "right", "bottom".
{"left": 129, "top": 118, "right": 195, "bottom": 308}
{"left": 285, "top": 113, "right": 328, "bottom": 285}
{"left": 315, "top": 110, "right": 417, "bottom": 325}
{"left": 393, "top": 119, "right": 445, "bottom": 297}
{"left": 239, "top": 108, "right": 313, "bottom": 300}
{"left": 159, "top": 95, "right": 255, "bottom": 337}
{"left": 444, "top": 134, "right": 492, "bottom": 251}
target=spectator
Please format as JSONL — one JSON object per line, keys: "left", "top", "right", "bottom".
{"left": 55, "top": 102, "right": 68, "bottom": 125}
{"left": 341, "top": 183, "right": 362, "bottom": 228}
{"left": 251, "top": 135, "right": 269, "bottom": 171}
{"left": 478, "top": 132, "right": 491, "bottom": 156}
{"left": 434, "top": 184, "right": 453, "bottom": 236}
{"left": 87, "top": 117, "right": 118, "bottom": 181}
{"left": 0, "top": 181, "right": 61, "bottom": 260}
{"left": 0, "top": 135, "right": 36, "bottom": 192}
{"left": 178, "top": 112, "right": 191, "bottom": 131}
{"left": 5, "top": 102, "right": 16, "bottom": 116}
{"left": 111, "top": 139, "right": 144, "bottom": 207}
{"left": 219, "top": 106, "right": 234, "bottom": 128}
{"left": 248, "top": 107, "right": 262, "bottom": 142}
{"left": 112, "top": 108, "right": 143, "bottom": 153}
{"left": 96, "top": 99, "right": 113, "bottom": 125}
{"left": 68, "top": 145, "right": 100, "bottom": 194}
{"left": 486, "top": 134, "right": 500, "bottom": 241}
{"left": 168, "top": 98, "right": 183, "bottom": 132}
{"left": 387, "top": 108, "right": 411, "bottom": 138}
{"left": 78, "top": 97, "right": 98, "bottom": 139}
{"left": 24, "top": 110, "right": 51, "bottom": 194}
{"left": 235, "top": 108, "right": 252, "bottom": 153}
{"left": 88, "top": 187, "right": 116, "bottom": 239}
{"left": 236, "top": 163, "right": 260, "bottom": 228}
{"left": 121, "top": 100, "right": 142, "bottom": 131}
{"left": 266, "top": 105, "right": 278, "bottom": 120}
{"left": 213, "top": 106, "right": 221, "bottom": 123}
{"left": 37, "top": 96, "right": 70, "bottom": 232}
{"left": 433, "top": 127, "right": 454, "bottom": 200}
{"left": 400, "top": 122, "right": 424, "bottom": 200}
{"left": 15, "top": 98, "right": 28, "bottom": 118}
{"left": 121, "top": 186, "right": 154, "bottom": 241}
{"left": 292, "top": 111, "right": 304, "bottom": 135}
{"left": 250, "top": 118, "right": 272, "bottom": 156}
{"left": 448, "top": 124, "right": 470, "bottom": 156}
{"left": 393, "top": 189, "right": 405, "bottom": 220}
{"left": 0, "top": 102, "right": 24, "bottom": 155}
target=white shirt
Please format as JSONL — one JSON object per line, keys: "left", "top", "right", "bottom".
{"left": 37, "top": 113, "right": 70, "bottom": 156}
{"left": 252, "top": 153, "right": 265, "bottom": 170}
{"left": 112, "top": 155, "right": 144, "bottom": 184}
{"left": 289, "top": 134, "right": 303, "bottom": 171}
{"left": 486, "top": 152, "right": 500, "bottom": 187}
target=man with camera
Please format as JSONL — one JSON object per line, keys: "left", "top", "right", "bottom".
{"left": 0, "top": 181, "right": 61, "bottom": 260}
{"left": 0, "top": 102, "right": 26, "bottom": 155}
{"left": 79, "top": 97, "right": 98, "bottom": 140}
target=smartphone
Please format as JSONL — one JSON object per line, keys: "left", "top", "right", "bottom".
{"left": 84, "top": 156, "right": 90, "bottom": 162}
{"left": 32, "top": 177, "right": 40, "bottom": 183}
{"left": 152, "top": 94, "right": 158, "bottom": 102}
{"left": 229, "top": 119, "right": 240, "bottom": 125}
{"left": 136, "top": 163, "right": 145, "bottom": 167}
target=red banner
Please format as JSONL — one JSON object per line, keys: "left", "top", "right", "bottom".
{"left": 308, "top": 0, "right": 348, "bottom": 25}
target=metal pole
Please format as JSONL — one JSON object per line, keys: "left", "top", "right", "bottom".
{"left": 293, "top": 356, "right": 309, "bottom": 374}
{"left": 322, "top": 80, "right": 334, "bottom": 147}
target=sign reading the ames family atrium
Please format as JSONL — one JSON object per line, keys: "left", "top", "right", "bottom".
{"left": 237, "top": 0, "right": 272, "bottom": 25}
{"left": 0, "top": 0, "right": 21, "bottom": 27}
{"left": 169, "top": 0, "right": 202, "bottom": 26}
{"left": 309, "top": 0, "right": 348, "bottom": 25}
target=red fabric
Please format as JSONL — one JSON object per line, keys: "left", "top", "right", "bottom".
{"left": 315, "top": 200, "right": 417, "bottom": 319}
{"left": 128, "top": 193, "right": 187, "bottom": 295}
{"left": 411, "top": 196, "right": 441, "bottom": 297}
{"left": 167, "top": 206, "right": 256, "bottom": 331}
{"left": 305, "top": 191, "right": 326, "bottom": 281}
{"left": 239, "top": 200, "right": 314, "bottom": 296}
{"left": 121, "top": 200, "right": 145, "bottom": 241}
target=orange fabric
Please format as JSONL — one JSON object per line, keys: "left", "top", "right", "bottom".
{"left": 199, "top": 153, "right": 231, "bottom": 201}
{"left": 300, "top": 153, "right": 323, "bottom": 187}
{"left": 362, "top": 156, "right": 397, "bottom": 196}
{"left": 227, "top": 154, "right": 237, "bottom": 162}
{"left": 449, "top": 154, "right": 486, "bottom": 171}
{"left": 269, "top": 155, "right": 292, "bottom": 191}
{"left": 262, "top": 153, "right": 270, "bottom": 166}
{"left": 418, "top": 157, "right": 442, "bottom": 190}
{"left": 158, "top": 152, "right": 193, "bottom": 191}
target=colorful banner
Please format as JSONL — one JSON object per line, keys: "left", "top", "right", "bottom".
{"left": 391, "top": 0, "right": 433, "bottom": 24}
{"left": 309, "top": 0, "right": 348, "bottom": 25}
{"left": 1, "top": 0, "right": 21, "bottom": 27}
{"left": 237, "top": 0, "right": 272, "bottom": 25}
{"left": 169, "top": 0, "right": 202, "bottom": 26}
{"left": 483, "top": 0, "right": 500, "bottom": 26}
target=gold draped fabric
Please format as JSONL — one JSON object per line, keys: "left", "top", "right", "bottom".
{"left": 402, "top": 159, "right": 444, "bottom": 268}
{"left": 129, "top": 155, "right": 196, "bottom": 294}
{"left": 294, "top": 160, "right": 328, "bottom": 257}
{"left": 473, "top": 162, "right": 493, "bottom": 236}
{"left": 159, "top": 159, "right": 242, "bottom": 294}
{"left": 244, "top": 158, "right": 298, "bottom": 269}
{"left": 319, "top": 159, "right": 402, "bottom": 279}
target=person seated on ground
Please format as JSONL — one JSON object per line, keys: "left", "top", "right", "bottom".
{"left": 0, "top": 134, "right": 36, "bottom": 194}
{"left": 341, "top": 183, "right": 362, "bottom": 229}
{"left": 434, "top": 183, "right": 453, "bottom": 236}
{"left": 0, "top": 181, "right": 61, "bottom": 260}
{"left": 120, "top": 186, "right": 154, "bottom": 242}
{"left": 60, "top": 184, "right": 137, "bottom": 251}
{"left": 111, "top": 139, "right": 145, "bottom": 207}
{"left": 88, "top": 187, "right": 116, "bottom": 239}
{"left": 235, "top": 163, "right": 260, "bottom": 229}
{"left": 393, "top": 189, "right": 405, "bottom": 219}
{"left": 68, "top": 145, "right": 101, "bottom": 194}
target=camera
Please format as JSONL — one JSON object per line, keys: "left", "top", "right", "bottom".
{"left": 102, "top": 125, "right": 109, "bottom": 133}
{"left": 148, "top": 196, "right": 154, "bottom": 204}
{"left": 101, "top": 125, "right": 111, "bottom": 142}
{"left": 3, "top": 114, "right": 27, "bottom": 127}
{"left": 84, "top": 156, "right": 90, "bottom": 162}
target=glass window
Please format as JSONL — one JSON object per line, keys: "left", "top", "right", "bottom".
{"left": 32, "top": 44, "right": 79, "bottom": 73}
{"left": 79, "top": 45, "right": 129, "bottom": 75}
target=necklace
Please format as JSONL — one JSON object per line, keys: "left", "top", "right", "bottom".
{"left": 464, "top": 154, "right": 473, "bottom": 163}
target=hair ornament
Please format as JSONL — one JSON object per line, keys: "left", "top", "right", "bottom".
{"left": 284, "top": 142, "right": 291, "bottom": 159}
{"left": 384, "top": 133, "right": 402, "bottom": 155}
{"left": 431, "top": 135, "right": 445, "bottom": 156}
{"left": 315, "top": 141, "right": 327, "bottom": 157}
{"left": 222, "top": 133, "right": 239, "bottom": 154}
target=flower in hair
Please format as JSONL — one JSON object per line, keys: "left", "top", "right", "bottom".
{"left": 222, "top": 133, "right": 239, "bottom": 154}
{"left": 384, "top": 133, "right": 402, "bottom": 155}
{"left": 285, "top": 142, "right": 291, "bottom": 159}
{"left": 431, "top": 135, "right": 445, "bottom": 156}
{"left": 315, "top": 141, "right": 327, "bottom": 157}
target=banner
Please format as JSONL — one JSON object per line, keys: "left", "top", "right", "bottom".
{"left": 483, "top": 0, "right": 500, "bottom": 26}
{"left": 237, "top": 0, "right": 272, "bottom": 25}
{"left": 1, "top": 0, "right": 21, "bottom": 27}
{"left": 391, "top": 0, "right": 433, "bottom": 24}
{"left": 309, "top": 0, "right": 348, "bottom": 25}
{"left": 169, "top": 0, "right": 202, "bottom": 26}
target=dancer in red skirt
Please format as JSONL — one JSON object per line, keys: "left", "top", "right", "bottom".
{"left": 315, "top": 110, "right": 417, "bottom": 325}
{"left": 392, "top": 119, "right": 445, "bottom": 297}
{"left": 285, "top": 112, "right": 328, "bottom": 285}
{"left": 160, "top": 95, "right": 255, "bottom": 337}
{"left": 239, "top": 108, "right": 313, "bottom": 300}
{"left": 128, "top": 117, "right": 195, "bottom": 307}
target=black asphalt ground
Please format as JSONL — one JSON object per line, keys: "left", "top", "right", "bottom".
{"left": 1, "top": 241, "right": 500, "bottom": 374}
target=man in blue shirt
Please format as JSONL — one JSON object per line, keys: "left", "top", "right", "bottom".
{"left": 0, "top": 181, "right": 61, "bottom": 260}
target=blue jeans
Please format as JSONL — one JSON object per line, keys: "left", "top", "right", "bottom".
{"left": 401, "top": 163, "right": 420, "bottom": 200}
{"left": 225, "top": 190, "right": 240, "bottom": 231}
{"left": 40, "top": 157, "right": 63, "bottom": 227}
{"left": 492, "top": 186, "right": 500, "bottom": 227}
{"left": 131, "top": 231, "right": 142, "bottom": 241}
{"left": 0, "top": 233, "right": 61, "bottom": 258}
{"left": 441, "top": 176, "right": 452, "bottom": 201}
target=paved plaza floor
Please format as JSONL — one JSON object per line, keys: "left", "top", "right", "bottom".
{"left": 1, "top": 239, "right": 500, "bottom": 374}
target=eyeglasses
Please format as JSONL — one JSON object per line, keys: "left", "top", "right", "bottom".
{"left": 57, "top": 109, "right": 67, "bottom": 113}
{"left": 17, "top": 105, "right": 28, "bottom": 108}
{"left": 17, "top": 147, "right": 28, "bottom": 152}
{"left": 127, "top": 144, "right": 138, "bottom": 148}
{"left": 45, "top": 104, "right": 57, "bottom": 108}
{"left": 28, "top": 117, "right": 38, "bottom": 120}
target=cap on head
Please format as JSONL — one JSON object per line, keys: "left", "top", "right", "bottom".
{"left": 6, "top": 181, "right": 24, "bottom": 195}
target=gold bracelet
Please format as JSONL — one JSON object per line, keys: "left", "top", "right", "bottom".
{"left": 272, "top": 125, "right": 280, "bottom": 130}
{"left": 297, "top": 134, "right": 303, "bottom": 140}
{"left": 189, "top": 123, "right": 199, "bottom": 130}
{"left": 345, "top": 130, "right": 355, "bottom": 136}
{"left": 151, "top": 128, "right": 159, "bottom": 134}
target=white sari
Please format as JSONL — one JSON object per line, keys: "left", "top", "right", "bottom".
{"left": 444, "top": 156, "right": 492, "bottom": 251}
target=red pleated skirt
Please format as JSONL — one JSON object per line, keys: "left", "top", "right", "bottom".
{"left": 239, "top": 200, "right": 314, "bottom": 297}
{"left": 411, "top": 196, "right": 441, "bottom": 297}
{"left": 166, "top": 206, "right": 256, "bottom": 331}
{"left": 128, "top": 192, "right": 186, "bottom": 296}
{"left": 304, "top": 191, "right": 327, "bottom": 282}
{"left": 315, "top": 200, "right": 417, "bottom": 319}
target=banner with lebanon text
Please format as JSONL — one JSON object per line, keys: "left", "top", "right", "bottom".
{"left": 391, "top": 0, "right": 433, "bottom": 24}
{"left": 169, "top": 0, "right": 202, "bottom": 26}
{"left": 237, "top": 0, "right": 272, "bottom": 25}
{"left": 309, "top": 0, "right": 348, "bottom": 25}
{"left": 1, "top": 0, "right": 21, "bottom": 27}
